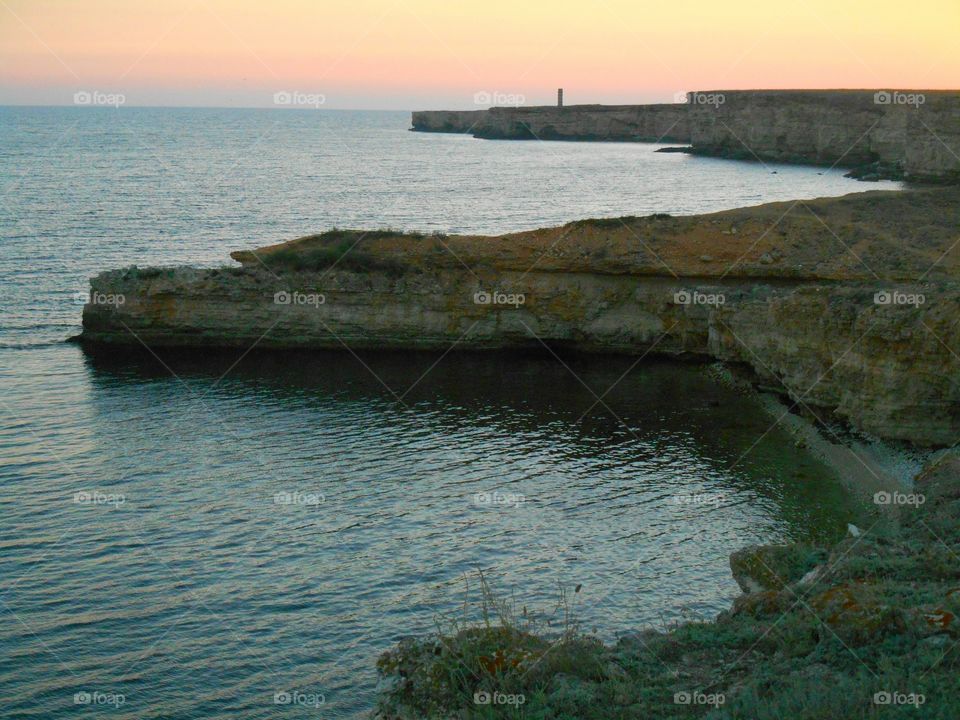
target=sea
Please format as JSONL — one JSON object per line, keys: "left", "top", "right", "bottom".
{"left": 0, "top": 106, "right": 896, "bottom": 718}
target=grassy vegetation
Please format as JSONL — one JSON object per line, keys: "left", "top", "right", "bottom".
{"left": 375, "top": 453, "right": 960, "bottom": 719}
{"left": 262, "top": 229, "right": 415, "bottom": 274}
{"left": 253, "top": 228, "right": 453, "bottom": 274}
{"left": 567, "top": 213, "right": 673, "bottom": 231}
{"left": 568, "top": 216, "right": 641, "bottom": 230}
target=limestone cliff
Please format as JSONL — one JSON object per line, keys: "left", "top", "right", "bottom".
{"left": 412, "top": 90, "right": 960, "bottom": 182}
{"left": 81, "top": 188, "right": 960, "bottom": 446}
{"left": 412, "top": 104, "right": 688, "bottom": 142}
{"left": 688, "top": 90, "right": 960, "bottom": 182}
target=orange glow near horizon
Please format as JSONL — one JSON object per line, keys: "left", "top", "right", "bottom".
{"left": 1, "top": 0, "right": 957, "bottom": 108}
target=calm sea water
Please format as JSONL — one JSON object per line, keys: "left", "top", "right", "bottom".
{"left": 0, "top": 107, "right": 884, "bottom": 718}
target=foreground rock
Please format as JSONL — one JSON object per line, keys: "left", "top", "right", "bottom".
{"left": 81, "top": 188, "right": 960, "bottom": 445}
{"left": 375, "top": 450, "right": 960, "bottom": 719}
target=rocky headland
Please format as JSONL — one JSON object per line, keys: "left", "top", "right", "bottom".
{"left": 412, "top": 90, "right": 960, "bottom": 183}
{"left": 412, "top": 103, "right": 690, "bottom": 143}
{"left": 81, "top": 187, "right": 960, "bottom": 446}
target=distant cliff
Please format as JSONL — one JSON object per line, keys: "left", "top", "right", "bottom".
{"left": 413, "top": 104, "right": 690, "bottom": 142}
{"left": 412, "top": 90, "right": 960, "bottom": 183}
{"left": 81, "top": 187, "right": 960, "bottom": 446}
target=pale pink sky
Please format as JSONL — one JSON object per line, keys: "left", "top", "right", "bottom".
{"left": 1, "top": 0, "right": 957, "bottom": 109}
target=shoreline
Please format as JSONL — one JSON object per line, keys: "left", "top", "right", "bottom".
{"left": 708, "top": 361, "right": 931, "bottom": 497}
{"left": 375, "top": 448, "right": 960, "bottom": 719}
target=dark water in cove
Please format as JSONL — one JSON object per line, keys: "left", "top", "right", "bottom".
{"left": 0, "top": 107, "right": 882, "bottom": 718}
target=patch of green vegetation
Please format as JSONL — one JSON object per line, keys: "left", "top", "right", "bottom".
{"left": 263, "top": 228, "right": 416, "bottom": 275}
{"left": 121, "top": 266, "right": 163, "bottom": 279}
{"left": 568, "top": 213, "right": 673, "bottom": 230}
{"left": 568, "top": 216, "right": 640, "bottom": 230}
{"left": 730, "top": 543, "right": 827, "bottom": 591}
{"left": 376, "top": 454, "right": 960, "bottom": 719}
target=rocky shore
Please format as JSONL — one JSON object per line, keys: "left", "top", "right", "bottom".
{"left": 375, "top": 449, "right": 960, "bottom": 719}
{"left": 81, "top": 187, "right": 960, "bottom": 446}
{"left": 412, "top": 90, "right": 960, "bottom": 182}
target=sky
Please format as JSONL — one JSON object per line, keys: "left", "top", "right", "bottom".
{"left": 1, "top": 0, "right": 957, "bottom": 109}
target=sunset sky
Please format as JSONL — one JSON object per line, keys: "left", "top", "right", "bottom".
{"left": 1, "top": 0, "right": 957, "bottom": 109}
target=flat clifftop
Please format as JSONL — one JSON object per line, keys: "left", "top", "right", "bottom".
{"left": 81, "top": 187, "right": 960, "bottom": 446}
{"left": 230, "top": 188, "right": 960, "bottom": 282}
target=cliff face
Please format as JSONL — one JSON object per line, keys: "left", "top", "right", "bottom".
{"left": 81, "top": 188, "right": 960, "bottom": 446}
{"left": 412, "top": 104, "right": 689, "bottom": 142}
{"left": 474, "top": 105, "right": 690, "bottom": 142}
{"left": 688, "top": 90, "right": 960, "bottom": 182}
{"left": 687, "top": 91, "right": 908, "bottom": 166}
{"left": 411, "top": 90, "right": 960, "bottom": 182}
{"left": 409, "top": 109, "right": 487, "bottom": 133}
{"left": 903, "top": 93, "right": 960, "bottom": 183}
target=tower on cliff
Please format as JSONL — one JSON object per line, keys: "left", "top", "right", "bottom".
{"left": 557, "top": 88, "right": 563, "bottom": 107}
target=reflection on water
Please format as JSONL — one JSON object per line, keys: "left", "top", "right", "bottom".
{"left": 0, "top": 343, "right": 861, "bottom": 719}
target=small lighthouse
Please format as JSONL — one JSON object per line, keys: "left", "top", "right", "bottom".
{"left": 557, "top": 88, "right": 564, "bottom": 107}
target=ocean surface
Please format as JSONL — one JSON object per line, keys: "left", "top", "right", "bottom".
{"left": 0, "top": 107, "right": 890, "bottom": 718}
